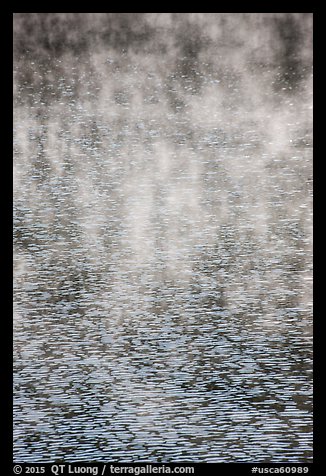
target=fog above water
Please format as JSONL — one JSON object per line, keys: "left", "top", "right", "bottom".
{"left": 13, "top": 13, "right": 313, "bottom": 463}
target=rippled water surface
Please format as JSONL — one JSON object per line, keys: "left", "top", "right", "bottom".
{"left": 13, "top": 13, "right": 313, "bottom": 462}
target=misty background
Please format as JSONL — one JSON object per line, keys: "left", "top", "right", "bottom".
{"left": 13, "top": 13, "right": 313, "bottom": 463}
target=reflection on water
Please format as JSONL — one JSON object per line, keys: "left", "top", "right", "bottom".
{"left": 13, "top": 13, "right": 313, "bottom": 462}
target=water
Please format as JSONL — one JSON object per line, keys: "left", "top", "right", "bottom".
{"left": 13, "top": 13, "right": 313, "bottom": 462}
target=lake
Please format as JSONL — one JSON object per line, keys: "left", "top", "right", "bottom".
{"left": 13, "top": 13, "right": 313, "bottom": 463}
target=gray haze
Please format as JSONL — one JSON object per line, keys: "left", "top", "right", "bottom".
{"left": 13, "top": 13, "right": 313, "bottom": 462}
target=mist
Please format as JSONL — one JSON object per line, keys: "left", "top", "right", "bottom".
{"left": 13, "top": 13, "right": 313, "bottom": 463}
